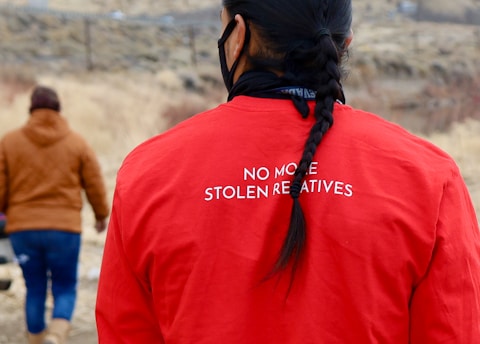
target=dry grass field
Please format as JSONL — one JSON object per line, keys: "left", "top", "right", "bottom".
{"left": 1, "top": 0, "right": 480, "bottom": 343}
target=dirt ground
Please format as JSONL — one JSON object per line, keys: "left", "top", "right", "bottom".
{"left": 0, "top": 235, "right": 104, "bottom": 344}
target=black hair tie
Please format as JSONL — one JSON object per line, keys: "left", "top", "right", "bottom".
{"left": 315, "top": 28, "right": 331, "bottom": 41}
{"left": 290, "top": 182, "right": 302, "bottom": 199}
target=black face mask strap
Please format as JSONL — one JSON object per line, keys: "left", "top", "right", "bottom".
{"left": 218, "top": 19, "right": 237, "bottom": 47}
{"left": 218, "top": 19, "right": 239, "bottom": 91}
{"left": 218, "top": 17, "right": 251, "bottom": 92}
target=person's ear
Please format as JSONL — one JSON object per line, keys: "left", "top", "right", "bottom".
{"left": 345, "top": 28, "right": 353, "bottom": 48}
{"left": 231, "top": 14, "right": 247, "bottom": 60}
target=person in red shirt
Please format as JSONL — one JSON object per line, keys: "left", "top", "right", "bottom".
{"left": 96, "top": 0, "right": 480, "bottom": 343}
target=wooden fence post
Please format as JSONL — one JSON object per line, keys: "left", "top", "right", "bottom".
{"left": 188, "top": 25, "right": 197, "bottom": 67}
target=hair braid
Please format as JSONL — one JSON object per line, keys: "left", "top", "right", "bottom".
{"left": 270, "top": 37, "right": 344, "bottom": 290}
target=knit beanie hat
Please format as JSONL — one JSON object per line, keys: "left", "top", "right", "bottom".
{"left": 29, "top": 86, "right": 61, "bottom": 113}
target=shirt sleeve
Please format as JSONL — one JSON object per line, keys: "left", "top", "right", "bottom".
{"left": 80, "top": 142, "right": 110, "bottom": 220}
{"left": 96, "top": 188, "right": 165, "bottom": 344}
{"left": 409, "top": 167, "right": 480, "bottom": 343}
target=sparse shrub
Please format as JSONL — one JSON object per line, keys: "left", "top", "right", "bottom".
{"left": 162, "top": 95, "right": 212, "bottom": 129}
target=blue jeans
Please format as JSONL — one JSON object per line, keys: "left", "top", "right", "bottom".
{"left": 9, "top": 230, "right": 81, "bottom": 334}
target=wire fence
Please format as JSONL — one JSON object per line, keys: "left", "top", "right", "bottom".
{"left": 0, "top": 4, "right": 221, "bottom": 72}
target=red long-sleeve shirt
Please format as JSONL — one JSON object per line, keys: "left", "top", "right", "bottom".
{"left": 96, "top": 97, "right": 480, "bottom": 343}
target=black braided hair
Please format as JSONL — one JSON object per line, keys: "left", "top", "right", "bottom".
{"left": 272, "top": 36, "right": 345, "bottom": 287}
{"left": 223, "top": 0, "right": 352, "bottom": 286}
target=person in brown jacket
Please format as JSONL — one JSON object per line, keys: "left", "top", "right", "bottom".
{"left": 0, "top": 86, "right": 110, "bottom": 344}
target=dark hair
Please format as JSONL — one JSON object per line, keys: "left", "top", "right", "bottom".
{"left": 223, "top": 0, "right": 352, "bottom": 286}
{"left": 29, "top": 86, "right": 61, "bottom": 113}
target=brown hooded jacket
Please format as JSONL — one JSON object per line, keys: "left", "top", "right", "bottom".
{"left": 0, "top": 108, "right": 109, "bottom": 233}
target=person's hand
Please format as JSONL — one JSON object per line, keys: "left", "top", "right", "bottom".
{"left": 95, "top": 218, "right": 107, "bottom": 233}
